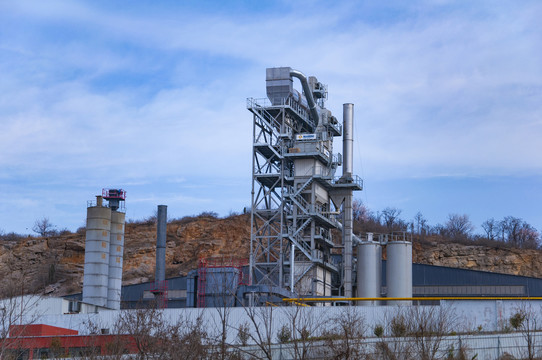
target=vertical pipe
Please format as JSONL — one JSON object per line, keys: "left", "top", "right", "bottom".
{"left": 156, "top": 205, "right": 167, "bottom": 283}
{"left": 343, "top": 103, "right": 354, "bottom": 178}
{"left": 344, "top": 198, "right": 353, "bottom": 298}
{"left": 342, "top": 103, "right": 354, "bottom": 298}
{"left": 290, "top": 243, "right": 295, "bottom": 292}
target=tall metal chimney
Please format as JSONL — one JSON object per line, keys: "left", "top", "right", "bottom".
{"left": 156, "top": 205, "right": 167, "bottom": 283}
{"left": 343, "top": 103, "right": 354, "bottom": 298}
{"left": 343, "top": 103, "right": 354, "bottom": 179}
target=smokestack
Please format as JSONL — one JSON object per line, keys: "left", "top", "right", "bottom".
{"left": 156, "top": 205, "right": 167, "bottom": 283}
{"left": 343, "top": 103, "right": 354, "bottom": 179}
{"left": 342, "top": 103, "right": 354, "bottom": 298}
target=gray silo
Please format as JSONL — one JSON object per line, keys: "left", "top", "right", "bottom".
{"left": 82, "top": 196, "right": 112, "bottom": 307}
{"left": 356, "top": 236, "right": 382, "bottom": 305}
{"left": 107, "top": 210, "right": 125, "bottom": 309}
{"left": 386, "top": 240, "right": 412, "bottom": 305}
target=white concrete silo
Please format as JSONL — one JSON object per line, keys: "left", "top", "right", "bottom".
{"left": 107, "top": 210, "right": 125, "bottom": 309}
{"left": 386, "top": 240, "right": 412, "bottom": 305}
{"left": 82, "top": 196, "right": 111, "bottom": 307}
{"left": 356, "top": 236, "right": 382, "bottom": 305}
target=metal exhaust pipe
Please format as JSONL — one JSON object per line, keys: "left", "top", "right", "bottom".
{"left": 342, "top": 103, "right": 354, "bottom": 298}
{"left": 290, "top": 69, "right": 320, "bottom": 125}
{"left": 156, "top": 205, "right": 167, "bottom": 283}
{"left": 343, "top": 103, "right": 354, "bottom": 178}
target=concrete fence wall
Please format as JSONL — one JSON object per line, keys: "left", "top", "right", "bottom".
{"left": 13, "top": 299, "right": 542, "bottom": 359}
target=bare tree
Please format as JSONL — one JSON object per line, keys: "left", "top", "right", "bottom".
{"left": 444, "top": 214, "right": 474, "bottom": 241}
{"left": 509, "top": 303, "right": 540, "bottom": 360}
{"left": 414, "top": 212, "right": 426, "bottom": 235}
{"left": 283, "top": 304, "right": 323, "bottom": 360}
{"left": 353, "top": 199, "right": 369, "bottom": 223}
{"left": 166, "top": 314, "right": 210, "bottom": 360}
{"left": 113, "top": 306, "right": 166, "bottom": 359}
{"left": 381, "top": 207, "right": 402, "bottom": 232}
{"left": 406, "top": 305, "right": 456, "bottom": 360}
{"left": 373, "top": 308, "right": 414, "bottom": 360}
{"left": 481, "top": 218, "right": 497, "bottom": 241}
{"left": 32, "top": 217, "right": 56, "bottom": 237}
{"left": 0, "top": 295, "right": 41, "bottom": 360}
{"left": 322, "top": 306, "right": 367, "bottom": 359}
{"left": 241, "top": 303, "right": 276, "bottom": 360}
{"left": 499, "top": 216, "right": 540, "bottom": 249}
{"left": 82, "top": 306, "right": 210, "bottom": 360}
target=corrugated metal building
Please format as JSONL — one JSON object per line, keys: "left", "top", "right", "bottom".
{"left": 64, "top": 263, "right": 542, "bottom": 308}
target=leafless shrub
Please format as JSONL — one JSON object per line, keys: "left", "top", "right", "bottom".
{"left": 106, "top": 306, "right": 210, "bottom": 360}
{"left": 509, "top": 303, "right": 541, "bottom": 360}
{"left": 283, "top": 305, "right": 324, "bottom": 360}
{"left": 0, "top": 232, "right": 25, "bottom": 242}
{"left": 321, "top": 306, "right": 368, "bottom": 359}
{"left": 0, "top": 295, "right": 42, "bottom": 360}
{"left": 406, "top": 305, "right": 456, "bottom": 360}
{"left": 240, "top": 304, "right": 277, "bottom": 360}
{"left": 236, "top": 321, "right": 250, "bottom": 347}
{"left": 375, "top": 308, "right": 414, "bottom": 360}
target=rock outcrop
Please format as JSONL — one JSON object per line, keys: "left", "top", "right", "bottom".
{"left": 0, "top": 213, "right": 540, "bottom": 297}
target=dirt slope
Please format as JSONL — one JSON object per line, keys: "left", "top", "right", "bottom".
{"left": 0, "top": 213, "right": 540, "bottom": 297}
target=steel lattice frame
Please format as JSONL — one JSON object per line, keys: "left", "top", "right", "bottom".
{"left": 248, "top": 97, "right": 341, "bottom": 295}
{"left": 248, "top": 100, "right": 289, "bottom": 288}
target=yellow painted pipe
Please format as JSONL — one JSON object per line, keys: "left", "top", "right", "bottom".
{"left": 282, "top": 296, "right": 542, "bottom": 302}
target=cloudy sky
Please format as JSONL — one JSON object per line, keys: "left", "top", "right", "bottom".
{"left": 1, "top": 0, "right": 541, "bottom": 235}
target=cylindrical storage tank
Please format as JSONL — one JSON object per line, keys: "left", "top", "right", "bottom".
{"left": 386, "top": 241, "right": 412, "bottom": 305}
{"left": 107, "top": 210, "right": 125, "bottom": 310}
{"left": 83, "top": 203, "right": 111, "bottom": 308}
{"left": 356, "top": 241, "right": 382, "bottom": 305}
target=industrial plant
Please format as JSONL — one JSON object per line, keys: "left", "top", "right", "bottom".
{"left": 4, "top": 67, "right": 542, "bottom": 359}
{"left": 75, "top": 67, "right": 414, "bottom": 309}
{"left": 62, "top": 68, "right": 542, "bottom": 308}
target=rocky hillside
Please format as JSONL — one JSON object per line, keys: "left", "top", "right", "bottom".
{"left": 0, "top": 213, "right": 541, "bottom": 297}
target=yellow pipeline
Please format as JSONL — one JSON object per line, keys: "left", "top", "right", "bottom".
{"left": 282, "top": 296, "right": 542, "bottom": 302}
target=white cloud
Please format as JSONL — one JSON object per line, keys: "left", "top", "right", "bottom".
{"left": 0, "top": 0, "right": 541, "bottom": 232}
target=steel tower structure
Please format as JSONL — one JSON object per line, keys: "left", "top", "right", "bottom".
{"left": 248, "top": 67, "right": 362, "bottom": 299}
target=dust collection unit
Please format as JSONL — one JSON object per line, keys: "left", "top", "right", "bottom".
{"left": 247, "top": 67, "right": 412, "bottom": 305}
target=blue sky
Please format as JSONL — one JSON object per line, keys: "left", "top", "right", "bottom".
{"left": 0, "top": 0, "right": 541, "bottom": 235}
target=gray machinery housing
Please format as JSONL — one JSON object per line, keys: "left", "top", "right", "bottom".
{"left": 248, "top": 67, "right": 362, "bottom": 302}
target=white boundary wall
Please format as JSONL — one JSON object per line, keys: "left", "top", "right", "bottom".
{"left": 18, "top": 299, "right": 541, "bottom": 335}
{"left": 10, "top": 298, "right": 542, "bottom": 359}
